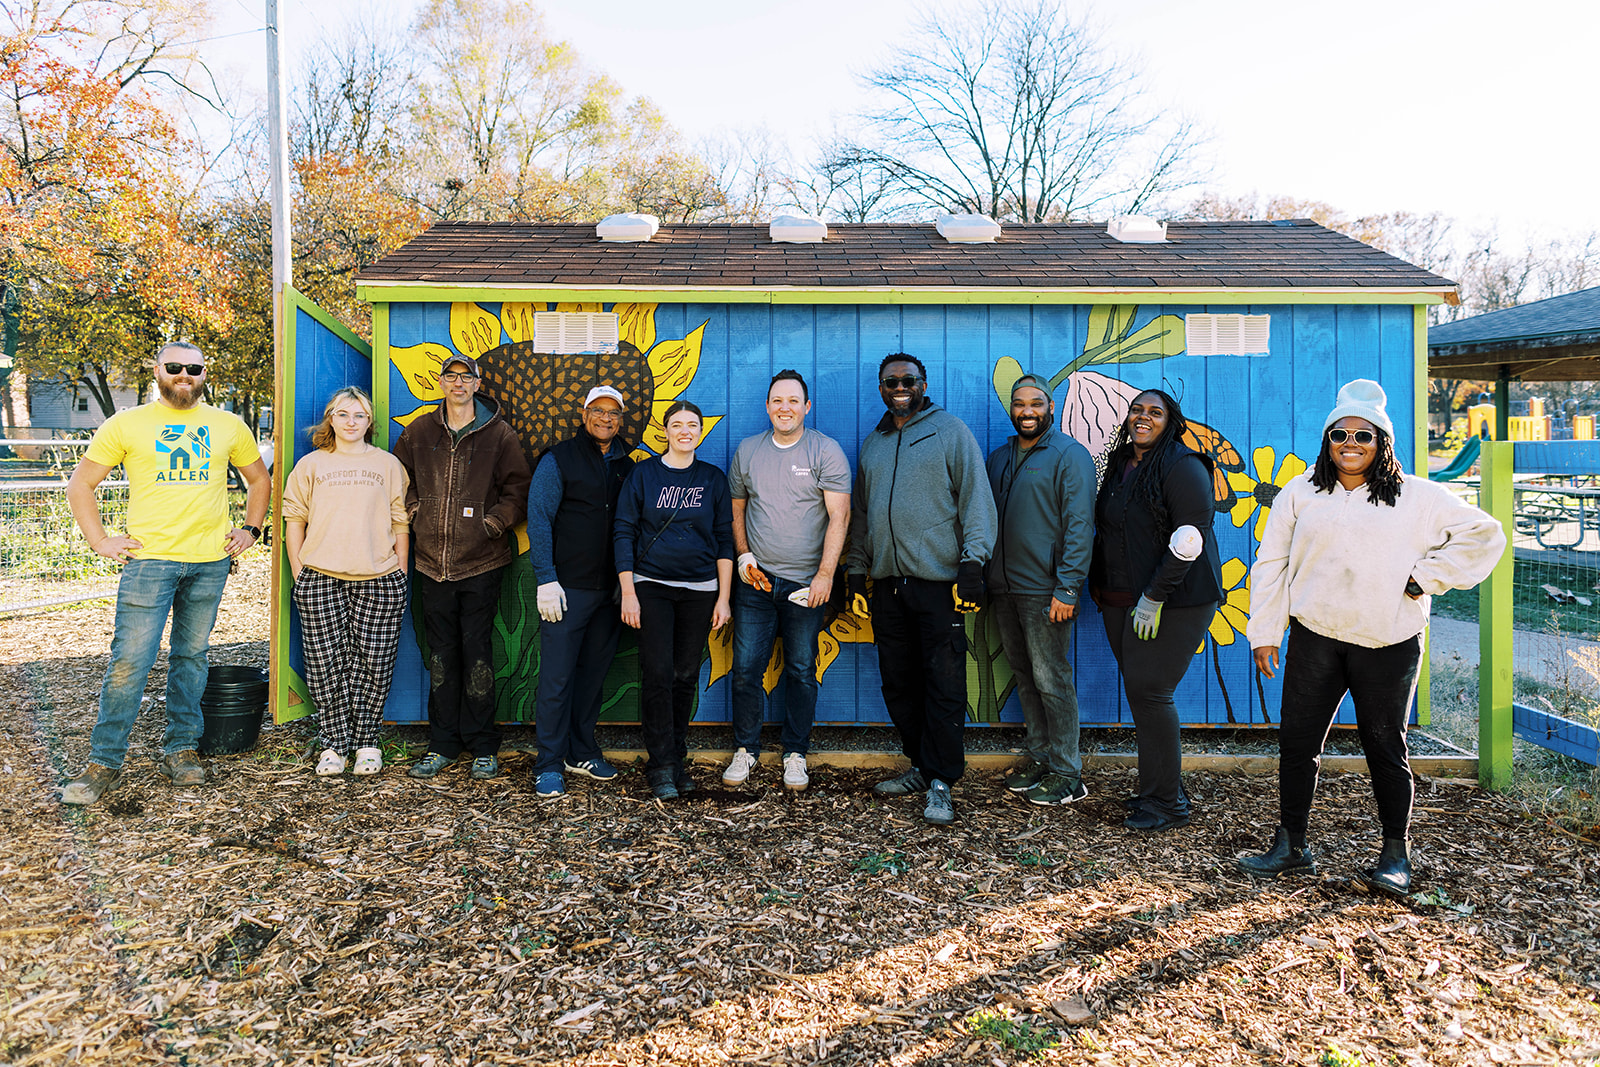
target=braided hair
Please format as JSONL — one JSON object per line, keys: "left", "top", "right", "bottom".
{"left": 1096, "top": 388, "right": 1190, "bottom": 533}
{"left": 1310, "top": 426, "right": 1405, "bottom": 506}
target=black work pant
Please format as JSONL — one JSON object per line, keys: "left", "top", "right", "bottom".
{"left": 1278, "top": 618, "right": 1422, "bottom": 840}
{"left": 871, "top": 576, "right": 968, "bottom": 786}
{"left": 1102, "top": 600, "right": 1215, "bottom": 820}
{"left": 416, "top": 567, "right": 505, "bottom": 759}
{"left": 636, "top": 582, "right": 716, "bottom": 774}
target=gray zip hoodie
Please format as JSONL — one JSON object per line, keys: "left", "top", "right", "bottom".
{"left": 847, "top": 399, "right": 997, "bottom": 581}
{"left": 985, "top": 425, "right": 1096, "bottom": 605}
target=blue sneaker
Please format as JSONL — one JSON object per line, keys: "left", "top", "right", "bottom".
{"left": 535, "top": 771, "right": 566, "bottom": 798}
{"left": 564, "top": 757, "right": 618, "bottom": 781}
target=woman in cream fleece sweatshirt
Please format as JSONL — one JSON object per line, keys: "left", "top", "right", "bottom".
{"left": 1238, "top": 380, "right": 1505, "bottom": 896}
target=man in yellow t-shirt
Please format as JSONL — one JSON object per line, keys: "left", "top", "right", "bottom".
{"left": 60, "top": 342, "right": 271, "bottom": 805}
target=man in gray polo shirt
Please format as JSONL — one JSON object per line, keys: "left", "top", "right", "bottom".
{"left": 722, "top": 370, "right": 851, "bottom": 791}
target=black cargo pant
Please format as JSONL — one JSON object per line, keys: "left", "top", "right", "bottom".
{"left": 871, "top": 576, "right": 968, "bottom": 786}
{"left": 415, "top": 567, "right": 505, "bottom": 759}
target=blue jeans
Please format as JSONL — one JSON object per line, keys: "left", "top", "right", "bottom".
{"left": 989, "top": 593, "right": 1082, "bottom": 780}
{"left": 533, "top": 587, "right": 623, "bottom": 774}
{"left": 731, "top": 576, "right": 827, "bottom": 755}
{"left": 89, "top": 557, "right": 232, "bottom": 769}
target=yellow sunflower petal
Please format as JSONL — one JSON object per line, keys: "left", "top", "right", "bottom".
{"left": 1209, "top": 614, "right": 1235, "bottom": 645}
{"left": 706, "top": 625, "right": 734, "bottom": 689}
{"left": 1229, "top": 493, "right": 1259, "bottom": 529}
{"left": 450, "top": 302, "right": 502, "bottom": 358}
{"left": 815, "top": 627, "right": 841, "bottom": 681}
{"left": 1276, "top": 452, "right": 1308, "bottom": 485}
{"left": 392, "top": 402, "right": 438, "bottom": 429}
{"left": 648, "top": 321, "right": 707, "bottom": 400}
{"left": 501, "top": 302, "right": 538, "bottom": 343}
{"left": 1252, "top": 445, "right": 1277, "bottom": 483}
{"left": 830, "top": 612, "right": 874, "bottom": 644}
{"left": 390, "top": 342, "right": 452, "bottom": 402}
{"left": 554, "top": 302, "right": 604, "bottom": 313}
{"left": 616, "top": 303, "right": 658, "bottom": 355}
{"left": 513, "top": 521, "right": 529, "bottom": 556}
{"left": 762, "top": 641, "right": 784, "bottom": 694}
{"left": 1220, "top": 557, "right": 1248, "bottom": 589}
{"left": 1254, "top": 505, "right": 1272, "bottom": 543}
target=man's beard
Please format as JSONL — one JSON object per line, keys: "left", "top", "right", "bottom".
{"left": 1012, "top": 415, "right": 1046, "bottom": 443}
{"left": 158, "top": 378, "right": 201, "bottom": 409}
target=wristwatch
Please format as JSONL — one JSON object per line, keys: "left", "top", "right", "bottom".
{"left": 241, "top": 524, "right": 262, "bottom": 540}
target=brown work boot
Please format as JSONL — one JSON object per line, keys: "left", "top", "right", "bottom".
{"left": 158, "top": 750, "right": 207, "bottom": 786}
{"left": 61, "top": 763, "right": 121, "bottom": 806}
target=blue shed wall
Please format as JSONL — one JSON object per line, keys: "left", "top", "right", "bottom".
{"left": 369, "top": 300, "right": 1418, "bottom": 729}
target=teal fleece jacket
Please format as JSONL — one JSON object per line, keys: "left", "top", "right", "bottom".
{"left": 985, "top": 425, "right": 1096, "bottom": 605}
{"left": 847, "top": 400, "right": 997, "bottom": 581}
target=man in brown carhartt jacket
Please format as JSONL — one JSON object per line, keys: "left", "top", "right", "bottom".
{"left": 393, "top": 355, "right": 531, "bottom": 780}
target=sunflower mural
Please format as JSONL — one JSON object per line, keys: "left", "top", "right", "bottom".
{"left": 1228, "top": 445, "right": 1307, "bottom": 542}
{"left": 386, "top": 301, "right": 720, "bottom": 722}
{"left": 705, "top": 610, "right": 875, "bottom": 693}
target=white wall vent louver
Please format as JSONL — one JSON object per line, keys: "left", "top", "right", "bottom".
{"left": 770, "top": 214, "right": 828, "bottom": 243}
{"left": 533, "top": 312, "right": 620, "bottom": 354}
{"left": 1185, "top": 314, "right": 1271, "bottom": 356}
{"left": 596, "top": 213, "right": 659, "bottom": 242}
{"left": 1107, "top": 215, "right": 1168, "bottom": 243}
{"left": 935, "top": 213, "right": 1001, "bottom": 243}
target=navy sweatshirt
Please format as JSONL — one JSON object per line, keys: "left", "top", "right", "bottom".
{"left": 614, "top": 455, "right": 735, "bottom": 583}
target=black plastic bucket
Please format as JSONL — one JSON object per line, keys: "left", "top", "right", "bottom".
{"left": 198, "top": 665, "right": 269, "bottom": 755}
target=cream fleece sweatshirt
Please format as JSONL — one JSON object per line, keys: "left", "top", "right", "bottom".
{"left": 282, "top": 448, "right": 410, "bottom": 581}
{"left": 1246, "top": 473, "right": 1506, "bottom": 651}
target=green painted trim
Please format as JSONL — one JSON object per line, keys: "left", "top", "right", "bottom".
{"left": 277, "top": 666, "right": 314, "bottom": 724}
{"left": 372, "top": 302, "right": 391, "bottom": 448}
{"left": 1478, "top": 440, "right": 1515, "bottom": 790}
{"left": 354, "top": 283, "right": 1451, "bottom": 307}
{"left": 1415, "top": 305, "right": 1431, "bottom": 726}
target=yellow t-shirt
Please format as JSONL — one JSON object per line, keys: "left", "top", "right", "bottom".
{"left": 85, "top": 401, "right": 262, "bottom": 562}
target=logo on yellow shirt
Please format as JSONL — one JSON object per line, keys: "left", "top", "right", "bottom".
{"left": 154, "top": 425, "right": 212, "bottom": 483}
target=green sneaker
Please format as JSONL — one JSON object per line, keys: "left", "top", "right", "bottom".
{"left": 470, "top": 755, "right": 500, "bottom": 780}
{"left": 408, "top": 752, "right": 453, "bottom": 779}
{"left": 1003, "top": 762, "right": 1047, "bottom": 793}
{"left": 1024, "top": 773, "right": 1089, "bottom": 807}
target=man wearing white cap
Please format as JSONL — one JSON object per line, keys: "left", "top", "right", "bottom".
{"left": 525, "top": 385, "right": 636, "bottom": 797}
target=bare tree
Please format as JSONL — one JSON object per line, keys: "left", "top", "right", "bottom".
{"left": 834, "top": 0, "right": 1205, "bottom": 222}
{"left": 295, "top": 19, "right": 417, "bottom": 165}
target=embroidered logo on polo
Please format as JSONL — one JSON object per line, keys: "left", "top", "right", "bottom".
{"left": 154, "top": 425, "right": 212, "bottom": 483}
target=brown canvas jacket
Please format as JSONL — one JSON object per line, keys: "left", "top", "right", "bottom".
{"left": 393, "top": 394, "right": 532, "bottom": 582}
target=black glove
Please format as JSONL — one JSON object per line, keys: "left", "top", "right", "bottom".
{"left": 954, "top": 561, "right": 984, "bottom": 613}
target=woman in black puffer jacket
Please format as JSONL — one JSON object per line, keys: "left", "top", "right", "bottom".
{"left": 1090, "top": 388, "right": 1224, "bottom": 832}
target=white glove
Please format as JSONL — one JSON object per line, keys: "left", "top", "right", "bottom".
{"left": 1167, "top": 524, "right": 1203, "bottom": 562}
{"left": 537, "top": 581, "right": 567, "bottom": 623}
{"left": 737, "top": 552, "right": 762, "bottom": 585}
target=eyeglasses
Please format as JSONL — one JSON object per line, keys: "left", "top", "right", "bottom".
{"left": 163, "top": 362, "right": 205, "bottom": 376}
{"left": 438, "top": 371, "right": 477, "bottom": 384}
{"left": 1327, "top": 428, "right": 1376, "bottom": 446}
{"left": 880, "top": 375, "right": 924, "bottom": 389}
{"left": 333, "top": 410, "right": 370, "bottom": 422}
{"left": 586, "top": 409, "right": 622, "bottom": 422}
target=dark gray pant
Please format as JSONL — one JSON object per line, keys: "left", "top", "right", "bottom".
{"left": 1102, "top": 600, "right": 1215, "bottom": 819}
{"left": 991, "top": 593, "right": 1081, "bottom": 781}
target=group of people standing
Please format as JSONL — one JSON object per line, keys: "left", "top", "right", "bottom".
{"left": 59, "top": 342, "right": 1505, "bottom": 897}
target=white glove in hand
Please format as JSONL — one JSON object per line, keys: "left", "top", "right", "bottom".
{"left": 537, "top": 581, "right": 567, "bottom": 623}
{"left": 737, "top": 552, "right": 773, "bottom": 591}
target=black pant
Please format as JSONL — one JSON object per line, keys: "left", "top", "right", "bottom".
{"left": 871, "top": 577, "right": 968, "bottom": 786}
{"left": 416, "top": 567, "right": 505, "bottom": 759}
{"left": 1278, "top": 618, "right": 1422, "bottom": 840}
{"left": 1102, "top": 600, "right": 1214, "bottom": 819}
{"left": 636, "top": 582, "right": 716, "bottom": 773}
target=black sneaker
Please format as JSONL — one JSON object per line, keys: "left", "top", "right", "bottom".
{"left": 1023, "top": 774, "right": 1089, "bottom": 806}
{"left": 647, "top": 768, "right": 679, "bottom": 800}
{"left": 1003, "top": 762, "right": 1047, "bottom": 793}
{"left": 873, "top": 768, "right": 928, "bottom": 796}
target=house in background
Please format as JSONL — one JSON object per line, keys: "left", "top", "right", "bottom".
{"left": 22, "top": 377, "right": 142, "bottom": 433}
{"left": 274, "top": 217, "right": 1457, "bottom": 732}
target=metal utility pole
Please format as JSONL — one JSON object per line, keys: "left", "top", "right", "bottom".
{"left": 267, "top": 0, "right": 292, "bottom": 298}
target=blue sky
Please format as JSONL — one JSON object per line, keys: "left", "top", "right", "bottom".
{"left": 208, "top": 0, "right": 1600, "bottom": 245}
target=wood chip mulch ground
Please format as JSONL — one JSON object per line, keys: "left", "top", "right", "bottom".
{"left": 3, "top": 560, "right": 1600, "bottom": 1066}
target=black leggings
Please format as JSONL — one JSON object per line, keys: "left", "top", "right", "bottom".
{"left": 1277, "top": 618, "right": 1422, "bottom": 839}
{"left": 1102, "top": 600, "right": 1215, "bottom": 819}
{"left": 635, "top": 582, "right": 716, "bottom": 773}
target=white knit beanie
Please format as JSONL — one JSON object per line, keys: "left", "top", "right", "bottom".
{"left": 1323, "top": 379, "right": 1394, "bottom": 439}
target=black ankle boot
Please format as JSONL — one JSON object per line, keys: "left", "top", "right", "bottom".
{"left": 1363, "top": 837, "right": 1412, "bottom": 897}
{"left": 1236, "top": 826, "right": 1317, "bottom": 877}
{"left": 648, "top": 767, "right": 679, "bottom": 800}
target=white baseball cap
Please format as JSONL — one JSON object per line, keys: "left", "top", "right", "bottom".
{"left": 585, "top": 385, "right": 626, "bottom": 409}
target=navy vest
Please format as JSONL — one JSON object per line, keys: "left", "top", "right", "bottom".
{"left": 550, "top": 431, "right": 635, "bottom": 589}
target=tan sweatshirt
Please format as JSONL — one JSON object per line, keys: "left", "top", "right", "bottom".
{"left": 1246, "top": 473, "right": 1506, "bottom": 651}
{"left": 282, "top": 447, "right": 410, "bottom": 581}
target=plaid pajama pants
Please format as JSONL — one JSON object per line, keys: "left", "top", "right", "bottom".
{"left": 292, "top": 568, "right": 408, "bottom": 752}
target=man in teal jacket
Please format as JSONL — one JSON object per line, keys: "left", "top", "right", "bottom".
{"left": 985, "top": 374, "right": 1096, "bottom": 807}
{"left": 847, "top": 354, "right": 997, "bottom": 825}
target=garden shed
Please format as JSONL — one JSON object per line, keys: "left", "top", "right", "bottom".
{"left": 271, "top": 218, "right": 1457, "bottom": 732}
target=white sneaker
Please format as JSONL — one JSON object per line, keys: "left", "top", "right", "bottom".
{"left": 782, "top": 752, "right": 809, "bottom": 792}
{"left": 352, "top": 747, "right": 383, "bottom": 776}
{"left": 315, "top": 749, "right": 347, "bottom": 777}
{"left": 722, "top": 747, "right": 758, "bottom": 787}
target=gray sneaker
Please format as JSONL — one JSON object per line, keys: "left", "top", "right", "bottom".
{"left": 61, "top": 763, "right": 121, "bottom": 806}
{"left": 470, "top": 755, "right": 499, "bottom": 780}
{"left": 923, "top": 780, "right": 955, "bottom": 825}
{"left": 157, "top": 750, "right": 206, "bottom": 786}
{"left": 1024, "top": 774, "right": 1089, "bottom": 806}
{"left": 408, "top": 752, "right": 452, "bottom": 779}
{"left": 873, "top": 768, "right": 928, "bottom": 796}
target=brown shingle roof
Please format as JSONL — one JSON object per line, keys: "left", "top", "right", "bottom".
{"left": 355, "top": 219, "right": 1457, "bottom": 293}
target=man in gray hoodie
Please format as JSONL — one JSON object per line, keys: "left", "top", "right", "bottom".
{"left": 847, "top": 354, "right": 997, "bottom": 825}
{"left": 986, "top": 374, "right": 1096, "bottom": 807}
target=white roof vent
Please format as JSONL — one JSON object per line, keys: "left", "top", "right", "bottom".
{"left": 1107, "top": 215, "right": 1168, "bottom": 243}
{"left": 534, "top": 311, "right": 620, "bottom": 354}
{"left": 770, "top": 214, "right": 828, "bottom": 243}
{"left": 935, "top": 213, "right": 1001, "bottom": 244}
{"left": 596, "top": 213, "right": 660, "bottom": 242}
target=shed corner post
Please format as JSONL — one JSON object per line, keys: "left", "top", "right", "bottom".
{"left": 1477, "top": 439, "right": 1514, "bottom": 789}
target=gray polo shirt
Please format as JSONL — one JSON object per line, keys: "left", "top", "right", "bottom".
{"left": 728, "top": 429, "right": 851, "bottom": 583}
